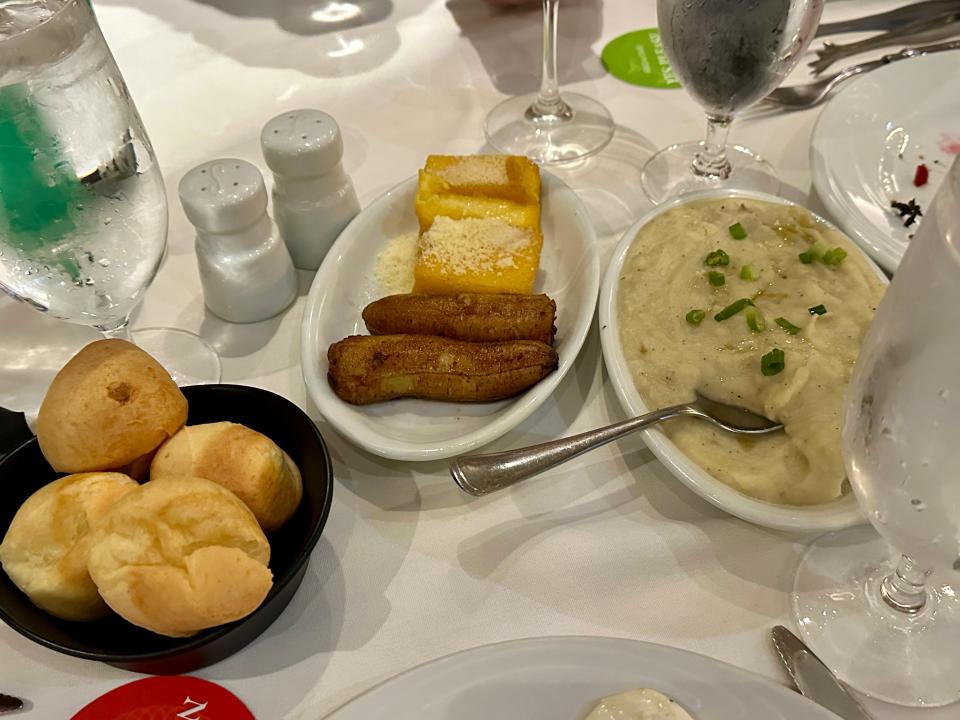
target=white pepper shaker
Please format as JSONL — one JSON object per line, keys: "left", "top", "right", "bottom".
{"left": 178, "top": 158, "right": 297, "bottom": 324}
{"left": 260, "top": 109, "right": 360, "bottom": 270}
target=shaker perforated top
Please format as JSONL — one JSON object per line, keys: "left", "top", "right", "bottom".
{"left": 178, "top": 158, "right": 268, "bottom": 234}
{"left": 260, "top": 109, "right": 344, "bottom": 179}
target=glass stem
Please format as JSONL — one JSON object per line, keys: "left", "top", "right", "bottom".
{"left": 527, "top": 0, "right": 572, "bottom": 121}
{"left": 692, "top": 113, "right": 733, "bottom": 180}
{"left": 95, "top": 316, "right": 132, "bottom": 342}
{"left": 880, "top": 554, "right": 931, "bottom": 614}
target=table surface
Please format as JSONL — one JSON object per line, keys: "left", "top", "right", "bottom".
{"left": 0, "top": 0, "right": 952, "bottom": 717}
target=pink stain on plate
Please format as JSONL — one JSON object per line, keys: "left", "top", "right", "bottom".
{"left": 938, "top": 133, "right": 960, "bottom": 154}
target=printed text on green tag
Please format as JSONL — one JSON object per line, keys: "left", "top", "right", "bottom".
{"left": 601, "top": 28, "right": 681, "bottom": 89}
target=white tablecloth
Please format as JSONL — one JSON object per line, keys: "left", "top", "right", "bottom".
{"left": 0, "top": 0, "right": 952, "bottom": 717}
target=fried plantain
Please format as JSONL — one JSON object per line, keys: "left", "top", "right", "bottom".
{"left": 327, "top": 334, "right": 558, "bottom": 405}
{"left": 362, "top": 293, "right": 557, "bottom": 345}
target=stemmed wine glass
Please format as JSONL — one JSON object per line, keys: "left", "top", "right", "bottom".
{"left": 791, "top": 157, "right": 960, "bottom": 706}
{"left": 484, "top": 0, "right": 614, "bottom": 165}
{"left": 641, "top": 0, "right": 823, "bottom": 203}
{"left": 0, "top": 0, "right": 219, "bottom": 383}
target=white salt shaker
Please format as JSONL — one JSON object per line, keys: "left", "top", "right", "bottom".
{"left": 260, "top": 109, "right": 360, "bottom": 270}
{"left": 178, "top": 158, "right": 297, "bottom": 324}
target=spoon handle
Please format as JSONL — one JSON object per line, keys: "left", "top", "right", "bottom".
{"left": 450, "top": 403, "right": 693, "bottom": 496}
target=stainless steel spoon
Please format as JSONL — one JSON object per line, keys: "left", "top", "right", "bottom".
{"left": 450, "top": 394, "right": 782, "bottom": 496}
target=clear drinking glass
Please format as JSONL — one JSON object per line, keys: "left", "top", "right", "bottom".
{"left": 483, "top": 0, "right": 614, "bottom": 165}
{"left": 641, "top": 0, "right": 823, "bottom": 203}
{"left": 0, "top": 0, "right": 219, "bottom": 382}
{"left": 791, "top": 157, "right": 960, "bottom": 707}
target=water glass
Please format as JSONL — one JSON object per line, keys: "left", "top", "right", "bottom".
{"left": 0, "top": 0, "right": 219, "bottom": 382}
{"left": 791, "top": 157, "right": 960, "bottom": 707}
{"left": 641, "top": 0, "right": 823, "bottom": 203}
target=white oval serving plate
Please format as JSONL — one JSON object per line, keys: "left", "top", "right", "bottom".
{"left": 810, "top": 50, "right": 960, "bottom": 272}
{"left": 301, "top": 172, "right": 599, "bottom": 461}
{"left": 599, "top": 189, "right": 887, "bottom": 533}
{"left": 323, "top": 636, "right": 839, "bottom": 720}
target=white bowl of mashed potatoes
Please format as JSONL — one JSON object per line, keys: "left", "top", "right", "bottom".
{"left": 599, "top": 190, "right": 888, "bottom": 532}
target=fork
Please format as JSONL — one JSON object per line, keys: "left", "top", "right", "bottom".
{"left": 811, "top": 11, "right": 960, "bottom": 73}
{"left": 763, "top": 40, "right": 960, "bottom": 110}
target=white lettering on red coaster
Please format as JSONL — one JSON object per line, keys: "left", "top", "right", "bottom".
{"left": 71, "top": 676, "right": 254, "bottom": 720}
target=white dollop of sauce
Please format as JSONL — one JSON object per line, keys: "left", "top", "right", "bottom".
{"left": 584, "top": 688, "right": 695, "bottom": 720}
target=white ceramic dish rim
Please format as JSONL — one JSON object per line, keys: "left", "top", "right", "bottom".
{"left": 599, "top": 189, "right": 887, "bottom": 533}
{"left": 322, "top": 635, "right": 838, "bottom": 720}
{"left": 300, "top": 172, "right": 600, "bottom": 461}
{"left": 809, "top": 73, "right": 899, "bottom": 271}
{"left": 809, "top": 51, "right": 960, "bottom": 272}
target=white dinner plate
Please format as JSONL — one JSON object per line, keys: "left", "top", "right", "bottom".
{"left": 599, "top": 189, "right": 886, "bottom": 533}
{"left": 810, "top": 50, "right": 960, "bottom": 272}
{"left": 301, "top": 173, "right": 599, "bottom": 461}
{"left": 322, "top": 636, "right": 837, "bottom": 720}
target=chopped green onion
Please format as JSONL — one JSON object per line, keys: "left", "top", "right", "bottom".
{"left": 798, "top": 250, "right": 815, "bottom": 264}
{"left": 708, "top": 271, "right": 726, "bottom": 287}
{"left": 761, "top": 348, "right": 786, "bottom": 376}
{"left": 728, "top": 222, "right": 747, "bottom": 239}
{"left": 705, "top": 249, "right": 730, "bottom": 267}
{"left": 775, "top": 317, "right": 801, "bottom": 335}
{"left": 714, "top": 297, "right": 753, "bottom": 321}
{"left": 808, "top": 304, "right": 827, "bottom": 316}
{"left": 822, "top": 247, "right": 848, "bottom": 266}
{"left": 685, "top": 309, "right": 706, "bottom": 325}
{"left": 809, "top": 237, "right": 829, "bottom": 260}
{"left": 745, "top": 306, "right": 766, "bottom": 332}
{"left": 739, "top": 264, "right": 759, "bottom": 281}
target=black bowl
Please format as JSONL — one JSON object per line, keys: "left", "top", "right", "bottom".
{"left": 0, "top": 384, "right": 333, "bottom": 674}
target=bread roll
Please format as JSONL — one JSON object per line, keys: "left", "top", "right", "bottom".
{"left": 150, "top": 422, "right": 302, "bottom": 532}
{"left": 0, "top": 473, "right": 138, "bottom": 621}
{"left": 36, "top": 339, "right": 188, "bottom": 474}
{"left": 87, "top": 476, "right": 272, "bottom": 637}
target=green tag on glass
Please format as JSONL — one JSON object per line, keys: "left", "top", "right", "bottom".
{"left": 601, "top": 28, "right": 682, "bottom": 89}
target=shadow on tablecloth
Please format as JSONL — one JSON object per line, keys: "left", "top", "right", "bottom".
{"left": 95, "top": 0, "right": 432, "bottom": 78}
{"left": 446, "top": 0, "right": 607, "bottom": 96}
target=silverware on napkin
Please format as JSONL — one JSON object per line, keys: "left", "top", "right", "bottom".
{"left": 0, "top": 694, "right": 24, "bottom": 715}
{"left": 771, "top": 626, "right": 874, "bottom": 720}
{"left": 763, "top": 40, "right": 960, "bottom": 110}
{"left": 817, "top": 0, "right": 960, "bottom": 36}
{"left": 811, "top": 10, "right": 960, "bottom": 74}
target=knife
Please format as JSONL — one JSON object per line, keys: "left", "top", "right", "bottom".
{"left": 811, "top": 11, "right": 960, "bottom": 74}
{"left": 0, "top": 694, "right": 24, "bottom": 715}
{"left": 771, "top": 626, "right": 874, "bottom": 720}
{"left": 817, "top": 0, "right": 960, "bottom": 36}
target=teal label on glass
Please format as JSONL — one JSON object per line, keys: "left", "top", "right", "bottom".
{"left": 601, "top": 28, "right": 682, "bottom": 89}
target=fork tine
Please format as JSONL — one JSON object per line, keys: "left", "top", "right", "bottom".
{"left": 760, "top": 92, "right": 790, "bottom": 106}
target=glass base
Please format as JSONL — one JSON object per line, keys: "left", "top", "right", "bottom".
{"left": 131, "top": 327, "right": 221, "bottom": 386}
{"left": 484, "top": 91, "right": 614, "bottom": 165}
{"left": 640, "top": 141, "right": 779, "bottom": 205}
{"left": 792, "top": 526, "right": 960, "bottom": 707}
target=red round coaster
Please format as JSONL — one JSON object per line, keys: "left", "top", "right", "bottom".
{"left": 71, "top": 676, "right": 254, "bottom": 720}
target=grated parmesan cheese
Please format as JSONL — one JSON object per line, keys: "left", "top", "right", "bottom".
{"left": 418, "top": 216, "right": 530, "bottom": 277}
{"left": 437, "top": 156, "right": 509, "bottom": 187}
{"left": 374, "top": 232, "right": 418, "bottom": 293}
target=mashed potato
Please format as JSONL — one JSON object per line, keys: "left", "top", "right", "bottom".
{"left": 617, "top": 198, "right": 886, "bottom": 505}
